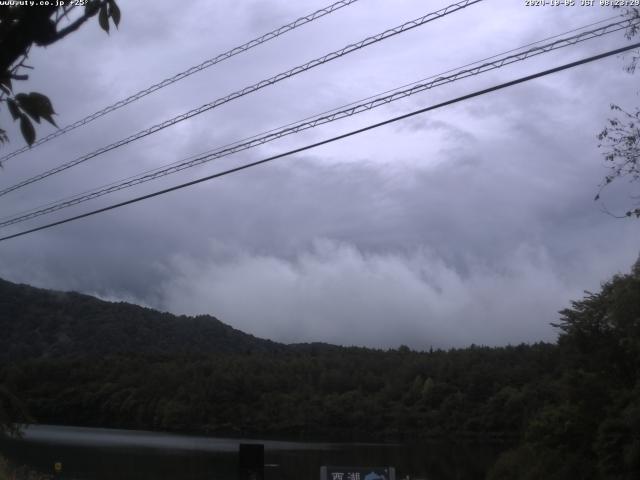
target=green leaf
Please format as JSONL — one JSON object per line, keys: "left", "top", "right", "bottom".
{"left": 85, "top": 0, "right": 100, "bottom": 17}
{"left": 99, "top": 4, "right": 110, "bottom": 33}
{"left": 15, "top": 93, "right": 40, "bottom": 123}
{"left": 27, "top": 92, "right": 56, "bottom": 126}
{"left": 41, "top": 112, "right": 57, "bottom": 127}
{"left": 14, "top": 92, "right": 57, "bottom": 126}
{"left": 19, "top": 115, "right": 35, "bottom": 146}
{"left": 7, "top": 98, "right": 21, "bottom": 120}
{"left": 28, "top": 92, "right": 55, "bottom": 114}
{"left": 108, "top": 0, "right": 121, "bottom": 28}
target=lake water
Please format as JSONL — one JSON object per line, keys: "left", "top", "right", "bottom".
{"left": 0, "top": 425, "right": 501, "bottom": 479}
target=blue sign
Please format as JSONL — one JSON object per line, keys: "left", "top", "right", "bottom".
{"left": 320, "top": 466, "right": 396, "bottom": 480}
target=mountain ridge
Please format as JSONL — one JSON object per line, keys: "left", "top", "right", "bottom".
{"left": 0, "top": 277, "right": 286, "bottom": 361}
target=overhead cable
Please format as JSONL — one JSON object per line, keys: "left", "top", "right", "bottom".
{"left": 0, "top": 17, "right": 633, "bottom": 228}
{"left": 0, "top": 0, "right": 482, "bottom": 198}
{"left": 0, "top": 0, "right": 361, "bottom": 164}
{"left": 0, "top": 41, "right": 638, "bottom": 244}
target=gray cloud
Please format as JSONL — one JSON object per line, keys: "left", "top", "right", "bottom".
{"left": 155, "top": 236, "right": 633, "bottom": 349}
{"left": 1, "top": 155, "right": 638, "bottom": 348}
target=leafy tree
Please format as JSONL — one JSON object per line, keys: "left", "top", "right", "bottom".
{"left": 596, "top": 7, "right": 640, "bottom": 216}
{"left": 0, "top": 0, "right": 120, "bottom": 147}
{"left": 553, "top": 257, "right": 640, "bottom": 388}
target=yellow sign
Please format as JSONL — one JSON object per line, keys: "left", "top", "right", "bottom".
{"left": 54, "top": 462, "right": 62, "bottom": 473}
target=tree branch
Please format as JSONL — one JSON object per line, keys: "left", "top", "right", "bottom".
{"left": 45, "top": 1, "right": 106, "bottom": 45}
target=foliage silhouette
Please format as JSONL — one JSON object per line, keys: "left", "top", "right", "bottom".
{"left": 0, "top": 0, "right": 120, "bottom": 147}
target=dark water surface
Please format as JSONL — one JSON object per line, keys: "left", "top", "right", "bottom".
{"left": 0, "top": 425, "right": 501, "bottom": 479}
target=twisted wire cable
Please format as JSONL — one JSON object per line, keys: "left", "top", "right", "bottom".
{"left": 3, "top": 13, "right": 621, "bottom": 223}
{"left": 0, "top": 16, "right": 632, "bottom": 229}
{"left": 0, "top": 0, "right": 360, "bottom": 164}
{"left": 1, "top": 41, "right": 639, "bottom": 244}
{"left": 0, "top": 0, "right": 483, "bottom": 198}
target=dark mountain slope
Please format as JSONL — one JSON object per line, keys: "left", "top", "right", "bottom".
{"left": 0, "top": 278, "right": 282, "bottom": 361}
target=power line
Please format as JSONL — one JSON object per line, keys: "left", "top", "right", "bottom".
{"left": 9, "top": 13, "right": 621, "bottom": 227}
{"left": 0, "top": 16, "right": 631, "bottom": 226}
{"left": 1, "top": 41, "right": 637, "bottom": 244}
{"left": 0, "top": 0, "right": 482, "bottom": 198}
{"left": 0, "top": 17, "right": 633, "bottom": 229}
{"left": 0, "top": 0, "right": 361, "bottom": 164}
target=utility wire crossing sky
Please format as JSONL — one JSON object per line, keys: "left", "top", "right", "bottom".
{"left": 0, "top": 15, "right": 633, "bottom": 230}
{"left": 0, "top": 0, "right": 481, "bottom": 198}
{"left": 0, "top": 0, "right": 362, "bottom": 164}
{"left": 1, "top": 40, "right": 638, "bottom": 243}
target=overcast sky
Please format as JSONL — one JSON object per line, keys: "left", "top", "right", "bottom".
{"left": 1, "top": 0, "right": 639, "bottom": 349}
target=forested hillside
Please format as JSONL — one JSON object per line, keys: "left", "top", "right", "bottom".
{"left": 1, "top": 269, "right": 639, "bottom": 479}
{"left": 0, "top": 278, "right": 281, "bottom": 361}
